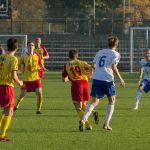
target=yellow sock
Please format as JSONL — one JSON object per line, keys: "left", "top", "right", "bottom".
{"left": 0, "top": 112, "right": 5, "bottom": 127}
{"left": 16, "top": 97, "right": 24, "bottom": 108}
{"left": 0, "top": 116, "right": 11, "bottom": 138}
{"left": 77, "top": 110, "right": 92, "bottom": 129}
{"left": 37, "top": 96, "right": 43, "bottom": 111}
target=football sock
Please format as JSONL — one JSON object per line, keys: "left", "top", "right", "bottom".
{"left": 82, "top": 103, "right": 95, "bottom": 124}
{"left": 78, "top": 110, "right": 91, "bottom": 128}
{"left": 0, "top": 112, "right": 5, "bottom": 127}
{"left": 134, "top": 90, "right": 142, "bottom": 105}
{"left": 0, "top": 116, "right": 11, "bottom": 138}
{"left": 37, "top": 96, "right": 43, "bottom": 111}
{"left": 82, "top": 105, "right": 95, "bottom": 114}
{"left": 104, "top": 102, "right": 114, "bottom": 126}
{"left": 16, "top": 97, "right": 24, "bottom": 108}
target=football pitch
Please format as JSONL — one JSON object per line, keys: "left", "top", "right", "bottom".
{"left": 0, "top": 72, "right": 150, "bottom": 150}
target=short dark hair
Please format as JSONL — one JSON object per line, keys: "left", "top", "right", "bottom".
{"left": 108, "top": 36, "right": 119, "bottom": 48}
{"left": 69, "top": 49, "right": 78, "bottom": 60}
{"left": 27, "top": 41, "right": 35, "bottom": 45}
{"left": 7, "top": 38, "right": 18, "bottom": 51}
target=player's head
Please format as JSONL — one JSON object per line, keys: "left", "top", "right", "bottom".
{"left": 27, "top": 41, "right": 35, "bottom": 53}
{"left": 7, "top": 38, "right": 18, "bottom": 52}
{"left": 145, "top": 48, "right": 150, "bottom": 60}
{"left": 108, "top": 36, "right": 119, "bottom": 49}
{"left": 35, "top": 38, "right": 41, "bottom": 48}
{"left": 69, "top": 49, "right": 78, "bottom": 60}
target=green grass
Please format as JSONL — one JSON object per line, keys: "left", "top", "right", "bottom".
{"left": 0, "top": 72, "right": 150, "bottom": 150}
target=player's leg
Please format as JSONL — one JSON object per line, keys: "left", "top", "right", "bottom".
{"left": 82, "top": 101, "right": 99, "bottom": 125}
{"left": 103, "top": 96, "right": 115, "bottom": 131}
{"left": 133, "top": 79, "right": 149, "bottom": 110}
{"left": 80, "top": 97, "right": 99, "bottom": 126}
{"left": 0, "top": 106, "right": 13, "bottom": 142}
{"left": 14, "top": 89, "right": 26, "bottom": 110}
{"left": 35, "top": 87, "right": 42, "bottom": 114}
{"left": 73, "top": 101, "right": 92, "bottom": 131}
{"left": 0, "top": 111, "right": 5, "bottom": 127}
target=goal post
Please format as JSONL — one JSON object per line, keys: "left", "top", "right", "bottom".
{"left": 0, "top": 34, "right": 27, "bottom": 56}
{"left": 130, "top": 27, "right": 150, "bottom": 73}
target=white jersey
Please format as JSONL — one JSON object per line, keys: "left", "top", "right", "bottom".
{"left": 91, "top": 48, "right": 120, "bottom": 82}
{"left": 21, "top": 48, "right": 28, "bottom": 55}
{"left": 140, "top": 59, "right": 150, "bottom": 81}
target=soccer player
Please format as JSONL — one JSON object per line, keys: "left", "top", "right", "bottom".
{"left": 62, "top": 49, "right": 99, "bottom": 131}
{"left": 0, "top": 38, "right": 23, "bottom": 142}
{"left": 14, "top": 41, "right": 44, "bottom": 114}
{"left": 134, "top": 48, "right": 150, "bottom": 110}
{"left": 34, "top": 38, "right": 49, "bottom": 78}
{"left": 79, "top": 36, "right": 125, "bottom": 131}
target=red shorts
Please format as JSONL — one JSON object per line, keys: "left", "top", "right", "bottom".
{"left": 71, "top": 80, "right": 90, "bottom": 102}
{"left": 22, "top": 80, "right": 42, "bottom": 92}
{"left": 0, "top": 85, "right": 14, "bottom": 107}
{"left": 38, "top": 69, "right": 44, "bottom": 78}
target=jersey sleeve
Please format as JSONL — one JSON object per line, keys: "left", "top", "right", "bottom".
{"left": 83, "top": 61, "right": 91, "bottom": 69}
{"left": 41, "top": 45, "right": 48, "bottom": 56}
{"left": 111, "top": 52, "right": 120, "bottom": 65}
{"left": 62, "top": 64, "right": 68, "bottom": 78}
{"left": 11, "top": 57, "right": 18, "bottom": 71}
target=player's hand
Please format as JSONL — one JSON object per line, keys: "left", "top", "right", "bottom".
{"left": 43, "top": 67, "right": 48, "bottom": 72}
{"left": 19, "top": 81, "right": 23, "bottom": 87}
{"left": 119, "top": 79, "right": 125, "bottom": 87}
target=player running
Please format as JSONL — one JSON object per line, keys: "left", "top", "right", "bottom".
{"left": 134, "top": 48, "right": 150, "bottom": 110}
{"left": 62, "top": 49, "right": 99, "bottom": 131}
{"left": 0, "top": 38, "right": 23, "bottom": 142}
{"left": 79, "top": 36, "right": 125, "bottom": 131}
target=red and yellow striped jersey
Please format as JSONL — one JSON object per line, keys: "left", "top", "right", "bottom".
{"left": 0, "top": 54, "right": 18, "bottom": 87}
{"left": 35, "top": 48, "right": 44, "bottom": 65}
{"left": 62, "top": 59, "right": 92, "bottom": 81}
{"left": 19, "top": 53, "right": 41, "bottom": 81}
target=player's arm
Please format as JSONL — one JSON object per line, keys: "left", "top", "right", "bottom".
{"left": 84, "top": 62, "right": 93, "bottom": 78}
{"left": 42, "top": 46, "right": 49, "bottom": 59}
{"left": 111, "top": 63, "right": 125, "bottom": 87}
{"left": 11, "top": 58, "right": 23, "bottom": 87}
{"left": 12, "top": 70, "right": 23, "bottom": 87}
{"left": 62, "top": 64, "right": 69, "bottom": 82}
{"left": 138, "top": 67, "right": 144, "bottom": 85}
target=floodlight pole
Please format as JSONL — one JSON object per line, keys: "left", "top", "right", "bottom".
{"left": 93, "top": 0, "right": 95, "bottom": 36}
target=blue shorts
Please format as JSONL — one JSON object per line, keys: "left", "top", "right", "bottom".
{"left": 140, "top": 79, "right": 150, "bottom": 93}
{"left": 90, "top": 79, "right": 115, "bottom": 98}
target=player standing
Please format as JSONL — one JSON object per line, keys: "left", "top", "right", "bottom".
{"left": 134, "top": 48, "right": 150, "bottom": 110}
{"left": 62, "top": 49, "right": 99, "bottom": 130}
{"left": 34, "top": 38, "right": 49, "bottom": 78}
{"left": 79, "top": 36, "right": 125, "bottom": 131}
{"left": 0, "top": 38, "right": 23, "bottom": 142}
{"left": 14, "top": 41, "right": 44, "bottom": 114}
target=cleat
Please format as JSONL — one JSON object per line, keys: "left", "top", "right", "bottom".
{"left": 93, "top": 112, "right": 99, "bottom": 124}
{"left": 133, "top": 105, "right": 138, "bottom": 110}
{"left": 0, "top": 136, "right": 10, "bottom": 142}
{"left": 103, "top": 124, "right": 112, "bottom": 131}
{"left": 14, "top": 106, "right": 17, "bottom": 112}
{"left": 86, "top": 125, "right": 92, "bottom": 130}
{"left": 79, "top": 120, "right": 85, "bottom": 132}
{"left": 36, "top": 111, "right": 42, "bottom": 114}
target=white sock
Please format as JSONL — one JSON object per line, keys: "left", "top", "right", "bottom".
{"left": 104, "top": 102, "right": 114, "bottom": 126}
{"left": 82, "top": 103, "right": 95, "bottom": 123}
{"left": 134, "top": 90, "right": 142, "bottom": 106}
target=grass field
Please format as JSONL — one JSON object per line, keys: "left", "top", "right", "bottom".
{"left": 0, "top": 72, "right": 150, "bottom": 150}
